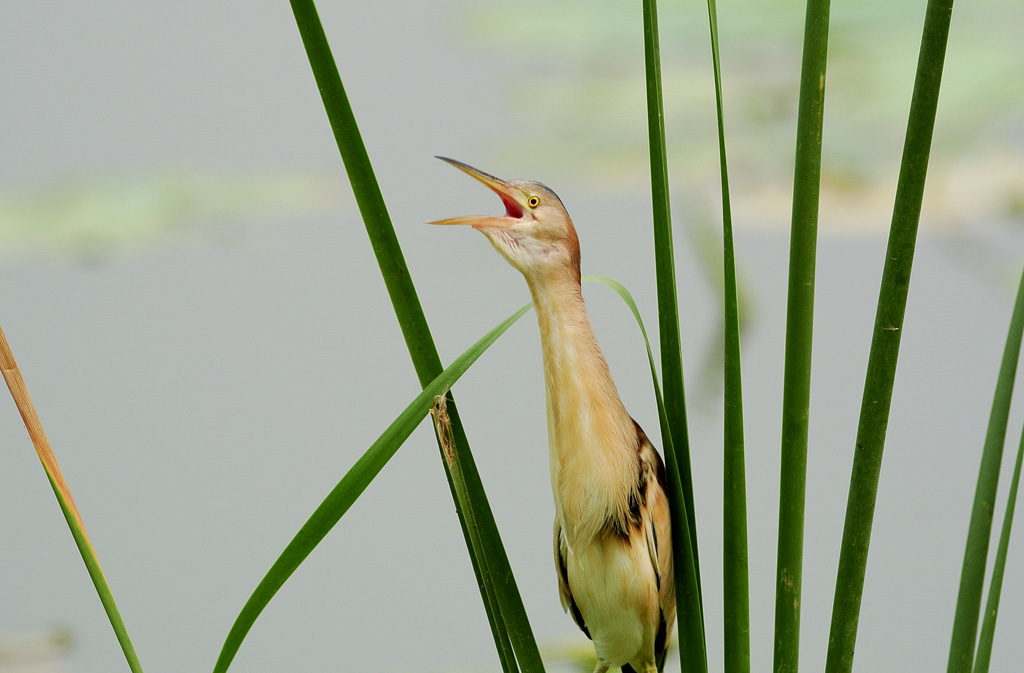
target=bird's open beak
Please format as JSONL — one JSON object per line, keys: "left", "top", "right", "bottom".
{"left": 429, "top": 157, "right": 524, "bottom": 229}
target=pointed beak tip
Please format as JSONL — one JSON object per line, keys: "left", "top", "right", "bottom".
{"left": 428, "top": 216, "right": 476, "bottom": 227}
{"left": 435, "top": 155, "right": 466, "bottom": 173}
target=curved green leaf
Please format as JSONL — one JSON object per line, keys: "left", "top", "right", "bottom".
{"left": 584, "top": 275, "right": 662, "bottom": 415}
{"left": 952, "top": 265, "right": 1024, "bottom": 673}
{"left": 212, "top": 302, "right": 531, "bottom": 673}
{"left": 702, "top": 0, "right": 750, "bottom": 669}
{"left": 974, "top": 422, "right": 1024, "bottom": 673}
{"left": 974, "top": 369, "right": 1024, "bottom": 673}
{"left": 584, "top": 274, "right": 705, "bottom": 673}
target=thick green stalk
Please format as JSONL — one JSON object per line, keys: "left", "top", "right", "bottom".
{"left": 436, "top": 398, "right": 518, "bottom": 673}
{"left": 286, "top": 2, "right": 543, "bottom": 672}
{"left": 703, "top": 1, "right": 750, "bottom": 671}
{"left": 642, "top": 0, "right": 695, "bottom": 560}
{"left": 774, "top": 0, "right": 830, "bottom": 671}
{"left": 641, "top": 1, "right": 706, "bottom": 671}
{"left": 951, "top": 265, "right": 1024, "bottom": 673}
{"left": 824, "top": 1, "right": 954, "bottom": 671}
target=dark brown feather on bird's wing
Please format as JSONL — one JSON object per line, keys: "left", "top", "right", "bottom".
{"left": 634, "top": 419, "right": 675, "bottom": 672}
{"left": 554, "top": 520, "right": 591, "bottom": 639}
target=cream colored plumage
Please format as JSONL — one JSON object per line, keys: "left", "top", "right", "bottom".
{"left": 432, "top": 157, "right": 674, "bottom": 673}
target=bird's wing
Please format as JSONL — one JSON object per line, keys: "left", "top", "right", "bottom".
{"left": 634, "top": 420, "right": 676, "bottom": 672}
{"left": 554, "top": 518, "right": 591, "bottom": 639}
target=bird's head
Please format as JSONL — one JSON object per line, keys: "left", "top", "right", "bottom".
{"left": 430, "top": 157, "right": 581, "bottom": 284}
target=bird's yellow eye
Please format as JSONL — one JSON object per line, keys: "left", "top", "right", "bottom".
{"left": 528, "top": 195, "right": 541, "bottom": 208}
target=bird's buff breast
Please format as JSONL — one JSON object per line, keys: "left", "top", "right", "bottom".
{"left": 545, "top": 382, "right": 638, "bottom": 544}
{"left": 564, "top": 530, "right": 660, "bottom": 665}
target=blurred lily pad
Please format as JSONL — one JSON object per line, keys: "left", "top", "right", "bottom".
{"left": 455, "top": 0, "right": 1024, "bottom": 234}
{"left": 0, "top": 171, "right": 344, "bottom": 261}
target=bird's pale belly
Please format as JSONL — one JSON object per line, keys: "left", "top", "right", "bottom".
{"left": 564, "top": 529, "right": 660, "bottom": 666}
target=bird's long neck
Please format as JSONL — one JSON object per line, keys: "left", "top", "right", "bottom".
{"left": 527, "top": 270, "right": 639, "bottom": 544}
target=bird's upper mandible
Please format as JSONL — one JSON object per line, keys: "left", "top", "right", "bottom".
{"left": 430, "top": 156, "right": 581, "bottom": 283}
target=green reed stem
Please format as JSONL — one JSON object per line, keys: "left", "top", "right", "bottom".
{"left": 824, "top": 2, "right": 954, "bottom": 672}
{"left": 774, "top": 0, "right": 831, "bottom": 670}
{"left": 641, "top": 1, "right": 707, "bottom": 671}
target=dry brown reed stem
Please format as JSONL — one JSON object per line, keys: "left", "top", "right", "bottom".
{"left": 0, "top": 323, "right": 90, "bottom": 539}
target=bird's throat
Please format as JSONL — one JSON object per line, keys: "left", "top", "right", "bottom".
{"left": 527, "top": 273, "right": 639, "bottom": 544}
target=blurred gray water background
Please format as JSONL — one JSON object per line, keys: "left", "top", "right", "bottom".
{"left": 1, "top": 1, "right": 1022, "bottom": 672}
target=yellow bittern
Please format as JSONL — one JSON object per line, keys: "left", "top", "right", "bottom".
{"left": 431, "top": 157, "right": 675, "bottom": 673}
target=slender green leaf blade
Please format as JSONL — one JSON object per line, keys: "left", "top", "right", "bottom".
{"left": 974, "top": 372, "right": 1024, "bottom": 673}
{"left": 774, "top": 0, "right": 831, "bottom": 670}
{"left": 584, "top": 278, "right": 655, "bottom": 382}
{"left": 585, "top": 276, "right": 669, "bottom": 459}
{"left": 825, "top": 2, "right": 955, "bottom": 672}
{"left": 640, "top": 2, "right": 706, "bottom": 670}
{"left": 953, "top": 266, "right": 1024, "bottom": 673}
{"left": 585, "top": 275, "right": 703, "bottom": 673}
{"left": 213, "top": 303, "right": 531, "bottom": 673}
{"left": 702, "top": 1, "right": 750, "bottom": 670}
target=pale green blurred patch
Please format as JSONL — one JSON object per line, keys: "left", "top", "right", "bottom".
{"left": 457, "top": 0, "right": 1024, "bottom": 234}
{"left": 0, "top": 626, "right": 73, "bottom": 673}
{"left": 540, "top": 635, "right": 678, "bottom": 673}
{"left": 0, "top": 171, "right": 343, "bottom": 262}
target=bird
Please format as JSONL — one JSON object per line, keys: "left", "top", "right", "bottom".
{"left": 431, "top": 157, "right": 675, "bottom": 673}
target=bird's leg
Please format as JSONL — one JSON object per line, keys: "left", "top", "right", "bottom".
{"left": 591, "top": 661, "right": 610, "bottom": 673}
